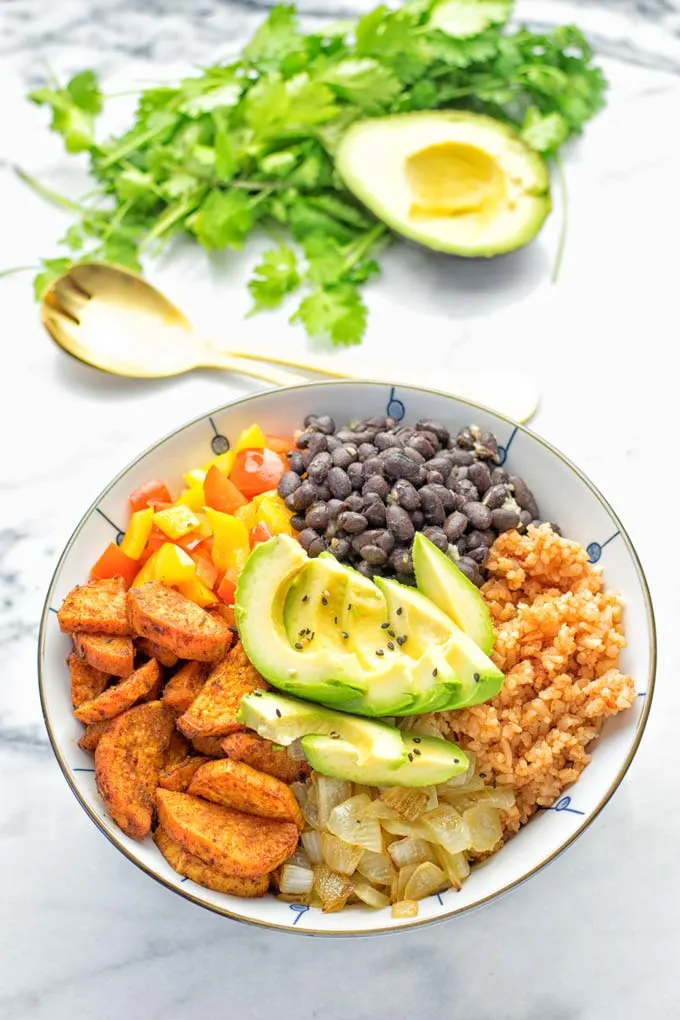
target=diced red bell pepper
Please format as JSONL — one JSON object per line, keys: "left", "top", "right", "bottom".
{"left": 193, "top": 552, "right": 219, "bottom": 589}
{"left": 217, "top": 569, "right": 238, "bottom": 607}
{"left": 90, "top": 542, "right": 139, "bottom": 586}
{"left": 266, "top": 434, "right": 295, "bottom": 454}
{"left": 129, "top": 479, "right": 172, "bottom": 513}
{"left": 250, "top": 521, "right": 273, "bottom": 548}
{"left": 229, "top": 448, "right": 287, "bottom": 499}
{"left": 203, "top": 466, "right": 248, "bottom": 514}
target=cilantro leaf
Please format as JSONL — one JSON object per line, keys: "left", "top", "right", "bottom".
{"left": 521, "top": 108, "right": 569, "bottom": 155}
{"left": 244, "top": 73, "right": 338, "bottom": 141}
{"left": 292, "top": 283, "right": 367, "bottom": 346}
{"left": 355, "top": 7, "right": 430, "bottom": 83}
{"left": 29, "top": 70, "right": 102, "bottom": 153}
{"left": 33, "top": 258, "right": 72, "bottom": 300}
{"left": 248, "top": 244, "right": 300, "bottom": 313}
{"left": 190, "top": 190, "right": 255, "bottom": 250}
{"left": 320, "top": 58, "right": 402, "bottom": 111}
{"left": 242, "top": 5, "right": 303, "bottom": 72}
{"left": 429, "top": 0, "right": 512, "bottom": 39}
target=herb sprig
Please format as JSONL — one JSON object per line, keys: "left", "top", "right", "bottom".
{"left": 26, "top": 0, "right": 607, "bottom": 346}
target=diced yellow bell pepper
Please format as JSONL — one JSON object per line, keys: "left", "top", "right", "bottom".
{"left": 183, "top": 468, "right": 207, "bottom": 488}
{"left": 194, "top": 512, "right": 212, "bottom": 539}
{"left": 177, "top": 577, "right": 218, "bottom": 608}
{"left": 256, "top": 494, "right": 293, "bottom": 536}
{"left": 201, "top": 449, "right": 236, "bottom": 476}
{"left": 176, "top": 485, "right": 206, "bottom": 513}
{"left": 131, "top": 551, "right": 158, "bottom": 588}
{"left": 234, "top": 501, "right": 258, "bottom": 530}
{"left": 120, "top": 507, "right": 154, "bottom": 560}
{"left": 205, "top": 508, "right": 250, "bottom": 573}
{"left": 152, "top": 543, "right": 196, "bottom": 585}
{"left": 153, "top": 505, "right": 200, "bottom": 540}
{"left": 235, "top": 423, "right": 266, "bottom": 453}
{"left": 251, "top": 489, "right": 278, "bottom": 507}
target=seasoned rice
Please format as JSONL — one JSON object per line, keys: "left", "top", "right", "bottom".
{"left": 439, "top": 525, "right": 635, "bottom": 837}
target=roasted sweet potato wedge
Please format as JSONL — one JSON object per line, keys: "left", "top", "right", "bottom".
{"left": 58, "top": 577, "right": 131, "bottom": 636}
{"left": 153, "top": 827, "right": 269, "bottom": 897}
{"left": 127, "top": 581, "right": 231, "bottom": 661}
{"left": 74, "top": 658, "right": 162, "bottom": 724}
{"left": 136, "top": 637, "right": 179, "bottom": 669}
{"left": 189, "top": 759, "right": 304, "bottom": 831}
{"left": 68, "top": 653, "right": 110, "bottom": 709}
{"left": 162, "top": 661, "right": 210, "bottom": 714}
{"left": 156, "top": 789, "right": 299, "bottom": 878}
{"left": 177, "top": 644, "right": 267, "bottom": 739}
{"left": 221, "top": 732, "right": 311, "bottom": 784}
{"left": 190, "top": 735, "right": 227, "bottom": 758}
{"left": 73, "top": 633, "right": 134, "bottom": 678}
{"left": 165, "top": 730, "right": 191, "bottom": 768}
{"left": 95, "top": 701, "right": 175, "bottom": 839}
{"left": 158, "top": 756, "right": 211, "bottom": 792}
{"left": 78, "top": 719, "right": 110, "bottom": 752}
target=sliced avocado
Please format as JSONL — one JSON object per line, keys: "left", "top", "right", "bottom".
{"left": 437, "top": 626, "right": 505, "bottom": 710}
{"left": 301, "top": 733, "right": 469, "bottom": 787}
{"left": 336, "top": 111, "right": 550, "bottom": 258}
{"left": 413, "top": 532, "right": 494, "bottom": 654}
{"left": 237, "top": 691, "right": 405, "bottom": 767}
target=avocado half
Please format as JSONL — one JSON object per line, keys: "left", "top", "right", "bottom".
{"left": 336, "top": 111, "right": 551, "bottom": 257}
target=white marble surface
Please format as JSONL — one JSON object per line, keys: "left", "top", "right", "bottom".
{"left": 1, "top": 0, "right": 680, "bottom": 1016}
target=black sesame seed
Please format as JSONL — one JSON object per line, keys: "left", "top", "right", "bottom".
{"left": 295, "top": 642, "right": 303, "bottom": 650}
{"left": 413, "top": 749, "right": 422, "bottom": 756}
{"left": 387, "top": 641, "right": 395, "bottom": 651}
{"left": 396, "top": 635, "right": 407, "bottom": 646}
{"left": 347, "top": 604, "right": 352, "bottom": 611}
{"left": 341, "top": 631, "right": 349, "bottom": 640}
{"left": 408, "top": 752, "right": 414, "bottom": 762}
{"left": 376, "top": 649, "right": 385, "bottom": 657}
{"left": 334, "top": 616, "right": 339, "bottom": 625}
{"left": 396, "top": 607, "right": 403, "bottom": 616}
{"left": 479, "top": 772, "right": 487, "bottom": 778}
{"left": 275, "top": 709, "right": 282, "bottom": 718}
{"left": 302, "top": 595, "right": 309, "bottom": 602}
{"left": 454, "top": 758, "right": 460, "bottom": 763}
{"left": 253, "top": 691, "right": 262, "bottom": 697}
{"left": 432, "top": 668, "right": 438, "bottom": 678}
{"left": 322, "top": 596, "right": 328, "bottom": 606}
{"left": 412, "top": 737, "right": 421, "bottom": 744}
{"left": 381, "top": 622, "right": 390, "bottom": 629}
{"left": 388, "top": 629, "right": 396, "bottom": 638}
{"left": 474, "top": 672, "right": 480, "bottom": 682}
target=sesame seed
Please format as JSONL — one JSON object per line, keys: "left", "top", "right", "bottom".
{"left": 387, "top": 641, "right": 395, "bottom": 651}
{"left": 376, "top": 649, "right": 385, "bottom": 657}
{"left": 408, "top": 752, "right": 414, "bottom": 762}
{"left": 413, "top": 749, "right": 422, "bottom": 756}
{"left": 253, "top": 691, "right": 262, "bottom": 697}
{"left": 341, "top": 631, "right": 349, "bottom": 640}
{"left": 322, "top": 596, "right": 328, "bottom": 606}
{"left": 388, "top": 629, "right": 396, "bottom": 638}
{"left": 381, "top": 622, "right": 389, "bottom": 629}
{"left": 302, "top": 595, "right": 309, "bottom": 602}
{"left": 432, "top": 668, "right": 438, "bottom": 678}
{"left": 347, "top": 604, "right": 352, "bottom": 611}
{"left": 275, "top": 709, "right": 282, "bottom": 718}
{"left": 396, "top": 607, "right": 403, "bottom": 616}
{"left": 474, "top": 672, "right": 480, "bottom": 682}
{"left": 396, "top": 635, "right": 407, "bottom": 646}
{"left": 334, "top": 616, "right": 338, "bottom": 625}
{"left": 295, "top": 642, "right": 303, "bottom": 650}
{"left": 412, "top": 737, "right": 421, "bottom": 744}
{"left": 454, "top": 758, "right": 460, "bottom": 763}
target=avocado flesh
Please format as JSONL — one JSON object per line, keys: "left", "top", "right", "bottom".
{"left": 336, "top": 111, "right": 550, "bottom": 257}
{"left": 412, "top": 532, "right": 494, "bottom": 654}
{"left": 237, "top": 691, "right": 405, "bottom": 767}
{"left": 301, "top": 733, "right": 469, "bottom": 787}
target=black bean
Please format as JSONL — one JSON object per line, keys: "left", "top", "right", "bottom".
{"left": 492, "top": 507, "right": 520, "bottom": 532}
{"left": 290, "top": 514, "right": 306, "bottom": 532}
{"left": 428, "top": 455, "right": 453, "bottom": 475}
{"left": 465, "top": 530, "right": 485, "bottom": 551}
{"left": 463, "top": 501, "right": 492, "bottom": 530}
{"left": 456, "top": 536, "right": 468, "bottom": 555}
{"left": 382, "top": 450, "right": 422, "bottom": 481}
{"left": 363, "top": 457, "right": 384, "bottom": 478}
{"left": 285, "top": 480, "right": 318, "bottom": 511}
{"left": 344, "top": 493, "right": 364, "bottom": 513}
{"left": 317, "top": 484, "right": 332, "bottom": 502}
{"left": 444, "top": 511, "right": 468, "bottom": 542}
{"left": 411, "top": 466, "right": 428, "bottom": 488}
{"left": 375, "top": 433, "right": 403, "bottom": 451}
{"left": 313, "top": 415, "right": 336, "bottom": 435}
{"left": 357, "top": 560, "right": 382, "bottom": 580}
{"left": 407, "top": 434, "right": 435, "bottom": 459}
{"left": 403, "top": 447, "right": 425, "bottom": 465}
{"left": 518, "top": 510, "right": 533, "bottom": 529}
{"left": 426, "top": 471, "right": 444, "bottom": 486}
{"left": 456, "top": 427, "right": 475, "bottom": 449}
{"left": 336, "top": 428, "right": 358, "bottom": 443}
{"left": 416, "top": 419, "right": 449, "bottom": 445}
{"left": 330, "top": 536, "right": 351, "bottom": 559}
{"left": 468, "top": 545, "right": 489, "bottom": 565}
{"left": 425, "top": 483, "right": 455, "bottom": 514}
{"left": 455, "top": 556, "right": 479, "bottom": 581}
{"left": 327, "top": 466, "right": 352, "bottom": 500}
{"left": 386, "top": 504, "right": 415, "bottom": 541}
{"left": 454, "top": 479, "right": 479, "bottom": 502}
{"left": 479, "top": 530, "right": 497, "bottom": 548}
{"left": 361, "top": 544, "right": 388, "bottom": 566}
{"left": 298, "top": 528, "right": 320, "bottom": 552}
{"left": 491, "top": 467, "right": 509, "bottom": 485}
{"left": 390, "top": 546, "right": 413, "bottom": 575}
{"left": 305, "top": 503, "right": 330, "bottom": 531}
{"left": 483, "top": 484, "right": 508, "bottom": 510}
{"left": 303, "top": 432, "right": 328, "bottom": 456}
{"left": 467, "top": 461, "right": 492, "bottom": 495}
{"left": 475, "top": 431, "right": 498, "bottom": 460}
{"left": 422, "top": 527, "right": 448, "bottom": 552}
{"left": 308, "top": 536, "right": 327, "bottom": 557}
{"left": 412, "top": 509, "right": 425, "bottom": 529}
{"left": 326, "top": 436, "right": 342, "bottom": 452}
{"left": 509, "top": 476, "right": 539, "bottom": 517}
{"left": 338, "top": 511, "right": 368, "bottom": 535}
{"left": 286, "top": 450, "right": 305, "bottom": 475}
{"left": 363, "top": 498, "right": 387, "bottom": 527}
{"left": 365, "top": 416, "right": 388, "bottom": 429}
{"left": 303, "top": 414, "right": 317, "bottom": 427}
{"left": 354, "top": 529, "right": 395, "bottom": 556}
{"left": 358, "top": 443, "right": 377, "bottom": 461}
{"left": 419, "top": 487, "right": 445, "bottom": 525}
{"left": 391, "top": 478, "right": 420, "bottom": 511}
{"left": 331, "top": 446, "right": 356, "bottom": 469}
{"left": 385, "top": 417, "right": 398, "bottom": 428}
{"left": 326, "top": 499, "right": 344, "bottom": 519}
{"left": 362, "top": 476, "right": 390, "bottom": 500}
{"left": 278, "top": 471, "right": 302, "bottom": 499}
{"left": 449, "top": 448, "right": 474, "bottom": 467}
{"left": 307, "top": 451, "right": 331, "bottom": 483}
{"left": 347, "top": 461, "right": 364, "bottom": 489}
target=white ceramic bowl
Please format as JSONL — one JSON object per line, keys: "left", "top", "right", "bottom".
{"left": 39, "top": 382, "right": 655, "bottom": 935}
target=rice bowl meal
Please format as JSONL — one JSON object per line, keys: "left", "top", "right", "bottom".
{"left": 45, "top": 394, "right": 643, "bottom": 925}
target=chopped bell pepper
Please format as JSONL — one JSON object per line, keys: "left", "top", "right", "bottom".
{"left": 193, "top": 551, "right": 219, "bottom": 589}
{"left": 176, "top": 485, "right": 206, "bottom": 513}
{"left": 129, "top": 479, "right": 172, "bottom": 512}
{"left": 177, "top": 576, "right": 218, "bottom": 608}
{"left": 230, "top": 448, "right": 287, "bottom": 499}
{"left": 202, "top": 449, "right": 236, "bottom": 475}
{"left": 183, "top": 468, "right": 207, "bottom": 488}
{"left": 153, "top": 505, "right": 200, "bottom": 540}
{"left": 153, "top": 543, "right": 196, "bottom": 585}
{"left": 205, "top": 508, "right": 250, "bottom": 574}
{"left": 235, "top": 423, "right": 266, "bottom": 453}
{"left": 204, "top": 466, "right": 247, "bottom": 514}
{"left": 120, "top": 507, "right": 154, "bottom": 560}
{"left": 132, "top": 551, "right": 158, "bottom": 588}
{"left": 217, "top": 569, "right": 238, "bottom": 607}
{"left": 266, "top": 434, "right": 294, "bottom": 454}
{"left": 250, "top": 521, "right": 273, "bottom": 547}
{"left": 256, "top": 493, "right": 293, "bottom": 536}
{"left": 234, "top": 501, "right": 258, "bottom": 530}
{"left": 90, "top": 542, "right": 139, "bottom": 586}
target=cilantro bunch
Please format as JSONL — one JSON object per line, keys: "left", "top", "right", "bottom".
{"left": 27, "top": 0, "right": 607, "bottom": 347}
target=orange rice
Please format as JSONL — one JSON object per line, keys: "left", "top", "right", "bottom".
{"left": 440, "top": 525, "right": 636, "bottom": 836}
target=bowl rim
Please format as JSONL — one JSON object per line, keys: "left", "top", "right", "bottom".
{"left": 38, "top": 380, "right": 656, "bottom": 937}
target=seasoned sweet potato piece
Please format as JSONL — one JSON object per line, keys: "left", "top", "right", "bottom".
{"left": 68, "top": 653, "right": 109, "bottom": 709}
{"left": 165, "top": 730, "right": 191, "bottom": 767}
{"left": 58, "top": 577, "right": 131, "bottom": 636}
{"left": 127, "top": 581, "right": 231, "bottom": 661}
{"left": 78, "top": 719, "right": 110, "bottom": 752}
{"left": 190, "top": 735, "right": 227, "bottom": 758}
{"left": 162, "top": 661, "right": 210, "bottom": 714}
{"left": 156, "top": 789, "right": 299, "bottom": 878}
{"left": 73, "top": 633, "right": 134, "bottom": 678}
{"left": 158, "top": 756, "right": 210, "bottom": 792}
{"left": 74, "top": 658, "right": 162, "bottom": 724}
{"left": 189, "top": 759, "right": 304, "bottom": 831}
{"left": 177, "top": 644, "right": 267, "bottom": 739}
{"left": 95, "top": 701, "right": 175, "bottom": 839}
{"left": 136, "top": 637, "right": 179, "bottom": 669}
{"left": 210, "top": 603, "right": 236, "bottom": 630}
{"left": 221, "top": 732, "right": 311, "bottom": 784}
{"left": 153, "top": 827, "right": 269, "bottom": 897}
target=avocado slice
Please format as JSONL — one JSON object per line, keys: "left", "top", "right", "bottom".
{"left": 336, "top": 111, "right": 550, "bottom": 257}
{"left": 412, "top": 532, "right": 494, "bottom": 654}
{"left": 301, "top": 733, "right": 469, "bottom": 787}
{"left": 237, "top": 691, "right": 405, "bottom": 767}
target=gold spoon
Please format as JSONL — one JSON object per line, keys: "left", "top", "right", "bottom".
{"left": 41, "top": 262, "right": 540, "bottom": 422}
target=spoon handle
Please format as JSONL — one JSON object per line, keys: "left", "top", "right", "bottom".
{"left": 202, "top": 350, "right": 307, "bottom": 388}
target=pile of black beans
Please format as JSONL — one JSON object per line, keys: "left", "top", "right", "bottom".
{"left": 277, "top": 414, "right": 544, "bottom": 588}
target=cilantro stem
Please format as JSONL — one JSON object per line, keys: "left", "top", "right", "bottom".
{"left": 0, "top": 264, "right": 37, "bottom": 279}
{"left": 97, "top": 120, "right": 173, "bottom": 170}
{"left": 13, "top": 166, "right": 95, "bottom": 216}
{"left": 342, "top": 223, "right": 388, "bottom": 273}
{"left": 551, "top": 155, "right": 568, "bottom": 284}
{"left": 140, "top": 193, "right": 202, "bottom": 251}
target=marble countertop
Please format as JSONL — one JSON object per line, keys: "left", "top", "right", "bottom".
{"left": 2, "top": 0, "right": 679, "bottom": 1017}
